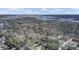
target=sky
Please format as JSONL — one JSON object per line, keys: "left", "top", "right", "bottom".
{"left": 0, "top": 8, "right": 79, "bottom": 14}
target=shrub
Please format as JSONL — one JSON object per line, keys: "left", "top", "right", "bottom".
{"left": 4, "top": 35, "right": 26, "bottom": 50}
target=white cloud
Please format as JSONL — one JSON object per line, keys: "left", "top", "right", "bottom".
{"left": 0, "top": 8, "right": 79, "bottom": 14}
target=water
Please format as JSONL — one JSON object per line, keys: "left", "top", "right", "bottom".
{"left": 0, "top": 15, "right": 79, "bottom": 21}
